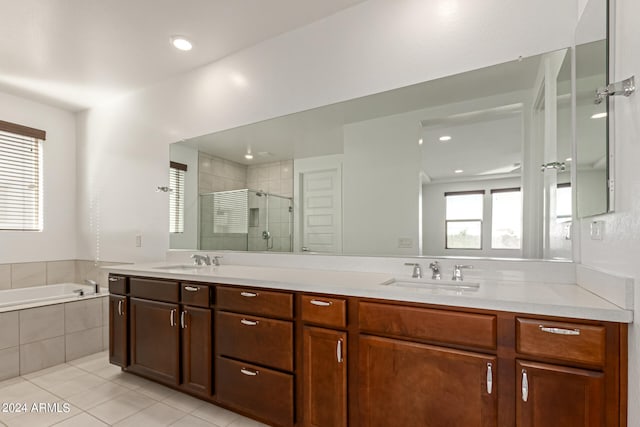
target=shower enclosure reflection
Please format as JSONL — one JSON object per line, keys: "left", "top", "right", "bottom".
{"left": 199, "top": 189, "right": 293, "bottom": 252}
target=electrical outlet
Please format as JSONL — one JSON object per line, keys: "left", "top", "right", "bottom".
{"left": 398, "top": 238, "right": 413, "bottom": 248}
{"left": 136, "top": 234, "right": 143, "bottom": 247}
{"left": 590, "top": 221, "right": 604, "bottom": 240}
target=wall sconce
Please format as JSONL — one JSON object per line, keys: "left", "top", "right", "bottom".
{"left": 156, "top": 186, "right": 173, "bottom": 193}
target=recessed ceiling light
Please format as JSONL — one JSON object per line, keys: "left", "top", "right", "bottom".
{"left": 439, "top": 135, "right": 452, "bottom": 142}
{"left": 454, "top": 169, "right": 463, "bottom": 174}
{"left": 171, "top": 36, "right": 192, "bottom": 51}
{"left": 591, "top": 112, "right": 607, "bottom": 119}
{"left": 418, "top": 138, "right": 423, "bottom": 145}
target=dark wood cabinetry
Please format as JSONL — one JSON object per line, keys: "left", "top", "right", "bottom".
{"left": 110, "top": 274, "right": 627, "bottom": 427}
{"left": 302, "top": 326, "right": 347, "bottom": 427}
{"left": 108, "top": 294, "right": 128, "bottom": 367}
{"left": 129, "top": 297, "right": 180, "bottom": 385}
{"left": 516, "top": 360, "right": 605, "bottom": 427}
{"left": 358, "top": 335, "right": 497, "bottom": 427}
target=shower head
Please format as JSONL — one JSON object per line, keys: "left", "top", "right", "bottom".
{"left": 255, "top": 190, "right": 267, "bottom": 197}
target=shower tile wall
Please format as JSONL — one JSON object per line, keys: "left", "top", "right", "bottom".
{"left": 0, "top": 260, "right": 121, "bottom": 291}
{"left": 198, "top": 152, "right": 247, "bottom": 193}
{"left": 246, "top": 160, "right": 293, "bottom": 197}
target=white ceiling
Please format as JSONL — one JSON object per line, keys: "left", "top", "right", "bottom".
{"left": 0, "top": 0, "right": 367, "bottom": 111}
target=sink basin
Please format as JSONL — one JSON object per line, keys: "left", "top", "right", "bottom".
{"left": 389, "top": 279, "right": 480, "bottom": 291}
{"left": 153, "top": 264, "right": 207, "bottom": 270}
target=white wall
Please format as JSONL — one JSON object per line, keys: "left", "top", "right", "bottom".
{"left": 75, "top": 0, "right": 576, "bottom": 263}
{"left": 0, "top": 91, "right": 76, "bottom": 263}
{"left": 169, "top": 143, "right": 199, "bottom": 249}
{"left": 578, "top": 0, "right": 640, "bottom": 423}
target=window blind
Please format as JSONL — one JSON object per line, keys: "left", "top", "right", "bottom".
{"left": 213, "top": 190, "right": 248, "bottom": 234}
{"left": 0, "top": 126, "right": 43, "bottom": 231}
{"left": 169, "top": 162, "right": 187, "bottom": 233}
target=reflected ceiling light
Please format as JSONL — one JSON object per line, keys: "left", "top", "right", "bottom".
{"left": 454, "top": 169, "right": 463, "bottom": 174}
{"left": 439, "top": 135, "right": 452, "bottom": 142}
{"left": 171, "top": 36, "right": 193, "bottom": 51}
{"left": 591, "top": 112, "right": 607, "bottom": 119}
{"left": 244, "top": 148, "right": 253, "bottom": 160}
{"left": 565, "top": 157, "right": 572, "bottom": 162}
{"left": 418, "top": 138, "right": 423, "bottom": 145}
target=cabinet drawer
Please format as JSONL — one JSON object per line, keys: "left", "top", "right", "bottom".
{"left": 216, "top": 311, "right": 293, "bottom": 371}
{"left": 516, "top": 318, "right": 606, "bottom": 366}
{"left": 180, "top": 283, "right": 211, "bottom": 307}
{"left": 301, "top": 295, "right": 347, "bottom": 328}
{"left": 108, "top": 275, "right": 127, "bottom": 295}
{"left": 216, "top": 286, "right": 293, "bottom": 319}
{"left": 130, "top": 278, "right": 179, "bottom": 303}
{"left": 216, "top": 357, "right": 294, "bottom": 427}
{"left": 359, "top": 302, "right": 496, "bottom": 350}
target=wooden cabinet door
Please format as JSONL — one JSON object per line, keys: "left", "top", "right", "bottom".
{"left": 516, "top": 360, "right": 605, "bottom": 427}
{"left": 129, "top": 298, "right": 180, "bottom": 385}
{"left": 303, "top": 327, "right": 347, "bottom": 427}
{"left": 109, "top": 295, "right": 128, "bottom": 367}
{"left": 359, "top": 335, "right": 497, "bottom": 427}
{"left": 180, "top": 305, "right": 212, "bottom": 397}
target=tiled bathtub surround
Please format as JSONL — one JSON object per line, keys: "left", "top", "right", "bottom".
{"left": 0, "top": 260, "right": 123, "bottom": 291}
{"left": 0, "top": 296, "right": 109, "bottom": 380}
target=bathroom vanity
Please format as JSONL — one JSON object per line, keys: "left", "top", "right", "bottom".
{"left": 107, "top": 262, "right": 630, "bottom": 427}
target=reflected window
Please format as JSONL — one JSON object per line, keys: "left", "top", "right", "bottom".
{"left": 169, "top": 161, "right": 187, "bottom": 233}
{"left": 491, "top": 188, "right": 522, "bottom": 249}
{"left": 556, "top": 183, "right": 572, "bottom": 223}
{"left": 445, "top": 191, "right": 484, "bottom": 249}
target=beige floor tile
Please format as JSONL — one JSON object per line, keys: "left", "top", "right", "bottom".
{"left": 161, "top": 390, "right": 206, "bottom": 413}
{"left": 92, "top": 363, "right": 124, "bottom": 380}
{"left": 66, "top": 381, "right": 130, "bottom": 410}
{"left": 27, "top": 366, "right": 86, "bottom": 389}
{"left": 45, "top": 373, "right": 106, "bottom": 399}
{"left": 1, "top": 398, "right": 80, "bottom": 426}
{"left": 86, "top": 390, "right": 156, "bottom": 425}
{"left": 50, "top": 412, "right": 107, "bottom": 426}
{"left": 191, "top": 404, "right": 241, "bottom": 427}
{"left": 135, "top": 380, "right": 176, "bottom": 401}
{"left": 170, "top": 414, "right": 222, "bottom": 427}
{"left": 67, "top": 352, "right": 109, "bottom": 372}
{"left": 112, "top": 402, "right": 187, "bottom": 427}
{"left": 110, "top": 371, "right": 156, "bottom": 390}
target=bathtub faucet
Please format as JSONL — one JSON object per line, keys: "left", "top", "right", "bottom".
{"left": 85, "top": 279, "right": 99, "bottom": 294}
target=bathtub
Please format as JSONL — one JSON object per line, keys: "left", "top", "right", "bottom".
{"left": 0, "top": 283, "right": 108, "bottom": 379}
{"left": 0, "top": 283, "right": 102, "bottom": 311}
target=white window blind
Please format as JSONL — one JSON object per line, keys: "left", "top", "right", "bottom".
{"left": 0, "top": 120, "right": 45, "bottom": 231}
{"left": 213, "top": 190, "right": 248, "bottom": 234}
{"left": 169, "top": 162, "right": 187, "bottom": 233}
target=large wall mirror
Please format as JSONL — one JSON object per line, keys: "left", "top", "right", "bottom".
{"left": 168, "top": 1, "right": 610, "bottom": 260}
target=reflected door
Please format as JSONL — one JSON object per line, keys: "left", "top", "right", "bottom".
{"left": 300, "top": 168, "right": 342, "bottom": 253}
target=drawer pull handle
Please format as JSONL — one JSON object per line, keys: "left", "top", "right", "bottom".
{"left": 117, "top": 300, "right": 123, "bottom": 316}
{"left": 521, "top": 369, "right": 529, "bottom": 402}
{"left": 170, "top": 309, "right": 176, "bottom": 327}
{"left": 240, "top": 368, "right": 259, "bottom": 376}
{"left": 310, "top": 299, "right": 332, "bottom": 307}
{"left": 240, "top": 291, "right": 258, "bottom": 298}
{"left": 108, "top": 277, "right": 121, "bottom": 282}
{"left": 487, "top": 362, "right": 493, "bottom": 395}
{"left": 539, "top": 325, "right": 581, "bottom": 336}
{"left": 337, "top": 338, "right": 344, "bottom": 363}
{"left": 241, "top": 319, "right": 259, "bottom": 326}
{"left": 184, "top": 286, "right": 199, "bottom": 292}
{"left": 181, "top": 311, "right": 186, "bottom": 328}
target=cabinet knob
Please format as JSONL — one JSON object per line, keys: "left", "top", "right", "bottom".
{"left": 108, "top": 276, "right": 121, "bottom": 282}
{"left": 184, "top": 286, "right": 199, "bottom": 292}
{"left": 310, "top": 299, "right": 332, "bottom": 307}
{"left": 336, "top": 338, "right": 344, "bottom": 363}
{"left": 538, "top": 325, "right": 580, "bottom": 336}
{"left": 486, "top": 362, "right": 493, "bottom": 395}
{"left": 240, "top": 291, "right": 258, "bottom": 298}
{"left": 180, "top": 311, "right": 186, "bottom": 329}
{"left": 117, "top": 300, "right": 124, "bottom": 316}
{"left": 521, "top": 369, "right": 529, "bottom": 402}
{"left": 170, "top": 309, "right": 176, "bottom": 327}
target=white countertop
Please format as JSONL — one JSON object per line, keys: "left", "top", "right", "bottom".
{"left": 106, "top": 262, "right": 633, "bottom": 323}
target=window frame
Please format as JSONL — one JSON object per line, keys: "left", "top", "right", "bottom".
{"left": 169, "top": 161, "right": 187, "bottom": 234}
{"left": 444, "top": 190, "right": 485, "bottom": 250}
{"left": 489, "top": 187, "right": 523, "bottom": 250}
{"left": 0, "top": 120, "right": 46, "bottom": 232}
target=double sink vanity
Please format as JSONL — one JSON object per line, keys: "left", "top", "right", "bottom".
{"left": 106, "top": 257, "right": 631, "bottom": 427}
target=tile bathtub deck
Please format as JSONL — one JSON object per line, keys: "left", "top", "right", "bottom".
{"left": 0, "top": 352, "right": 267, "bottom": 427}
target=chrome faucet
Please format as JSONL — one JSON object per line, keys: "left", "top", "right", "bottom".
{"left": 212, "top": 255, "right": 223, "bottom": 266}
{"left": 404, "top": 263, "right": 423, "bottom": 279}
{"left": 191, "top": 254, "right": 211, "bottom": 266}
{"left": 85, "top": 279, "right": 99, "bottom": 293}
{"left": 452, "top": 264, "right": 473, "bottom": 281}
{"left": 428, "top": 261, "right": 441, "bottom": 280}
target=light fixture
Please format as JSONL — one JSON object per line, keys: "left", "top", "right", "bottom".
{"left": 418, "top": 138, "right": 423, "bottom": 145}
{"left": 439, "top": 135, "right": 452, "bottom": 142}
{"left": 171, "top": 36, "right": 193, "bottom": 51}
{"left": 591, "top": 112, "right": 607, "bottom": 119}
{"left": 244, "top": 153, "right": 253, "bottom": 160}
{"left": 454, "top": 169, "right": 463, "bottom": 174}
{"left": 565, "top": 157, "right": 572, "bottom": 162}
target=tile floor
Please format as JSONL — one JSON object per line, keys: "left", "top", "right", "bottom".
{"left": 0, "top": 351, "right": 268, "bottom": 427}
